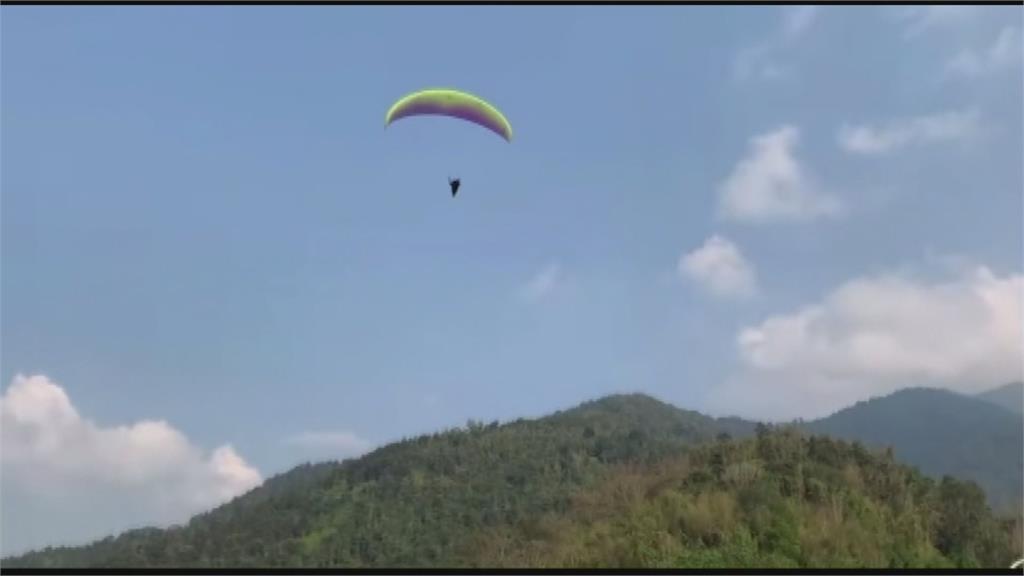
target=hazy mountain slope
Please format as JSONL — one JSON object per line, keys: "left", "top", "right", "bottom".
{"left": 803, "top": 387, "right": 1024, "bottom": 513}
{"left": 976, "top": 382, "right": 1024, "bottom": 415}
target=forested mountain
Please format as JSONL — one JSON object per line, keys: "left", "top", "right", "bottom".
{"left": 3, "top": 392, "right": 1021, "bottom": 568}
{"left": 1, "top": 394, "right": 748, "bottom": 567}
{"left": 803, "top": 387, "right": 1024, "bottom": 513}
{"left": 468, "top": 427, "right": 1022, "bottom": 568}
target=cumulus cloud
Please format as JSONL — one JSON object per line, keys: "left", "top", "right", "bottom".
{"left": 679, "top": 235, "right": 758, "bottom": 300}
{"left": 734, "top": 6, "right": 818, "bottom": 82}
{"left": 718, "top": 126, "right": 842, "bottom": 223}
{"left": 838, "top": 108, "right": 981, "bottom": 155}
{"left": 1, "top": 374, "right": 263, "bottom": 555}
{"left": 706, "top": 266, "right": 1024, "bottom": 421}
{"left": 946, "top": 26, "right": 1022, "bottom": 78}
{"left": 520, "top": 262, "right": 563, "bottom": 303}
{"left": 283, "top": 430, "right": 373, "bottom": 461}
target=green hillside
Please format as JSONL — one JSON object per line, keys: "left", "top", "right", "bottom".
{"left": 467, "top": 426, "right": 1022, "bottom": 568}
{"left": 803, "top": 387, "right": 1024, "bottom": 513}
{"left": 3, "top": 392, "right": 1020, "bottom": 569}
{"left": 2, "top": 394, "right": 747, "bottom": 568}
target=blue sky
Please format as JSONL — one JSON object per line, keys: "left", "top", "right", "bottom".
{"left": 2, "top": 5, "right": 1022, "bottom": 554}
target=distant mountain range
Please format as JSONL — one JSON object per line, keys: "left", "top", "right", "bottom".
{"left": 3, "top": 383, "right": 1021, "bottom": 568}
{"left": 803, "top": 383, "right": 1023, "bottom": 513}
{"left": 976, "top": 381, "right": 1024, "bottom": 414}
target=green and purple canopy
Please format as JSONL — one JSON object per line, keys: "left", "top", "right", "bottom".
{"left": 385, "top": 88, "right": 513, "bottom": 142}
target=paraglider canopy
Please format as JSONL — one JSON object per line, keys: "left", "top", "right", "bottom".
{"left": 385, "top": 88, "right": 513, "bottom": 142}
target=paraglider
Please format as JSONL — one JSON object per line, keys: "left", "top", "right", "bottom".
{"left": 385, "top": 88, "right": 512, "bottom": 142}
{"left": 385, "top": 88, "right": 512, "bottom": 197}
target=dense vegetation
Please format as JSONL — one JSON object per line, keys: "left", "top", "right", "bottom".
{"left": 3, "top": 391, "right": 1021, "bottom": 568}
{"left": 804, "top": 386, "right": 1024, "bottom": 513}
{"left": 467, "top": 426, "right": 1022, "bottom": 568}
{"left": 2, "top": 395, "right": 748, "bottom": 567}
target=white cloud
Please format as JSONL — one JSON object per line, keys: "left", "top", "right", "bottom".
{"left": 679, "top": 235, "right": 758, "bottom": 300}
{"left": 706, "top": 266, "right": 1024, "bottom": 421}
{"left": 520, "top": 262, "right": 563, "bottom": 303}
{"left": 718, "top": 125, "right": 842, "bottom": 223}
{"left": 838, "top": 108, "right": 981, "bottom": 155}
{"left": 0, "top": 374, "right": 263, "bottom": 556}
{"left": 734, "top": 6, "right": 818, "bottom": 82}
{"left": 283, "top": 430, "right": 373, "bottom": 461}
{"left": 947, "top": 26, "right": 1022, "bottom": 78}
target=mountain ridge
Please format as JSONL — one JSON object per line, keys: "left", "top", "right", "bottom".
{"left": 975, "top": 382, "right": 1024, "bottom": 415}
{"left": 802, "top": 385, "right": 1023, "bottom": 513}
{"left": 3, "top": 385, "right": 1021, "bottom": 568}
